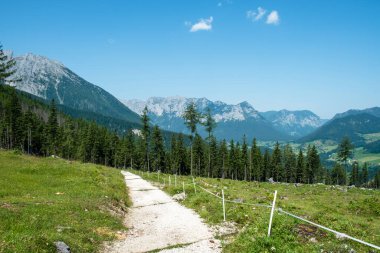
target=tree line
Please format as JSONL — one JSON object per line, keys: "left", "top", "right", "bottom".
{"left": 0, "top": 44, "right": 379, "bottom": 188}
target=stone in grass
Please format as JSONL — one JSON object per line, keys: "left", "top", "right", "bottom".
{"left": 309, "top": 237, "right": 318, "bottom": 243}
{"left": 172, "top": 192, "right": 186, "bottom": 201}
{"left": 268, "top": 177, "right": 275, "bottom": 184}
{"left": 55, "top": 241, "right": 70, "bottom": 253}
{"left": 233, "top": 198, "right": 244, "bottom": 203}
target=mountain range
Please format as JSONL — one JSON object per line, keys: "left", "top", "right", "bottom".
{"left": 300, "top": 107, "right": 380, "bottom": 145}
{"left": 123, "top": 97, "right": 326, "bottom": 140}
{"left": 11, "top": 53, "right": 141, "bottom": 124}
{"left": 7, "top": 52, "right": 380, "bottom": 147}
{"left": 260, "top": 110, "right": 327, "bottom": 138}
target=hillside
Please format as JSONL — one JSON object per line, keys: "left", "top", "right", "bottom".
{"left": 333, "top": 107, "right": 380, "bottom": 120}
{"left": 136, "top": 170, "right": 380, "bottom": 252}
{"left": 16, "top": 88, "right": 142, "bottom": 132}
{"left": 5, "top": 86, "right": 186, "bottom": 146}
{"left": 300, "top": 113, "right": 380, "bottom": 144}
{"left": 123, "top": 97, "right": 291, "bottom": 141}
{"left": 0, "top": 151, "right": 129, "bottom": 252}
{"left": 11, "top": 53, "right": 141, "bottom": 124}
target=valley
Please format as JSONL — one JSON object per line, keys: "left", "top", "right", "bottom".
{"left": 1, "top": 4, "right": 380, "bottom": 251}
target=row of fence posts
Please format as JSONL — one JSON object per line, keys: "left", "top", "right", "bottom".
{"left": 132, "top": 169, "right": 380, "bottom": 250}
{"left": 137, "top": 169, "right": 278, "bottom": 237}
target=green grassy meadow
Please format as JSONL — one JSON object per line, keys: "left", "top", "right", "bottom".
{"left": 355, "top": 148, "right": 380, "bottom": 165}
{"left": 361, "top": 133, "right": 380, "bottom": 144}
{"left": 135, "top": 169, "right": 380, "bottom": 253}
{"left": 0, "top": 151, "right": 129, "bottom": 253}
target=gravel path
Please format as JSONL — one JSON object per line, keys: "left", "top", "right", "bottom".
{"left": 104, "top": 171, "right": 221, "bottom": 253}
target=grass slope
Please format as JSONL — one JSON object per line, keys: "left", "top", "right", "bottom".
{"left": 0, "top": 151, "right": 129, "bottom": 253}
{"left": 135, "top": 170, "right": 380, "bottom": 253}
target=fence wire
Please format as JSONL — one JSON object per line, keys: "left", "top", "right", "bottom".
{"left": 134, "top": 170, "right": 380, "bottom": 251}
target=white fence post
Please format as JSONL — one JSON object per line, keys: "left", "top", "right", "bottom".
{"left": 183, "top": 181, "right": 185, "bottom": 194}
{"left": 268, "top": 190, "right": 278, "bottom": 237}
{"left": 193, "top": 177, "right": 197, "bottom": 193}
{"left": 222, "top": 189, "right": 226, "bottom": 222}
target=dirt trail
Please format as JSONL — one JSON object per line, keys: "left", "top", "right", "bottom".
{"left": 104, "top": 171, "right": 221, "bottom": 253}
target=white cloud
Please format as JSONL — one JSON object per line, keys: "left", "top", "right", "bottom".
{"left": 246, "top": 7, "right": 266, "bottom": 22}
{"left": 266, "top": 10, "right": 280, "bottom": 25}
{"left": 190, "top": 17, "right": 213, "bottom": 32}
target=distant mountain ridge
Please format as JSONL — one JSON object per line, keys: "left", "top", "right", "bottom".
{"left": 123, "top": 97, "right": 262, "bottom": 122}
{"left": 123, "top": 97, "right": 292, "bottom": 141}
{"left": 300, "top": 107, "right": 380, "bottom": 144}
{"left": 11, "top": 53, "right": 141, "bottom": 124}
{"left": 8, "top": 52, "right": 380, "bottom": 146}
{"left": 123, "top": 97, "right": 327, "bottom": 140}
{"left": 332, "top": 107, "right": 380, "bottom": 120}
{"left": 260, "top": 110, "right": 327, "bottom": 138}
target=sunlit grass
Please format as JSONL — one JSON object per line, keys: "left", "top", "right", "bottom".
{"left": 133, "top": 169, "right": 380, "bottom": 253}
{"left": 0, "top": 151, "right": 129, "bottom": 253}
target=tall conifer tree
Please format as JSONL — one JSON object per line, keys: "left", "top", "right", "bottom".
{"left": 183, "top": 102, "right": 201, "bottom": 176}
{"left": 141, "top": 106, "right": 151, "bottom": 171}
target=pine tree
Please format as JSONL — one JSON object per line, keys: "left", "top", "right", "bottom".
{"left": 361, "top": 162, "right": 368, "bottom": 186}
{"left": 306, "top": 145, "right": 321, "bottom": 183}
{"left": 338, "top": 137, "right": 354, "bottom": 174}
{"left": 241, "top": 135, "right": 249, "bottom": 180}
{"left": 0, "top": 44, "right": 17, "bottom": 85}
{"left": 61, "top": 119, "right": 76, "bottom": 160}
{"left": 283, "top": 144, "right": 296, "bottom": 183}
{"left": 251, "top": 138, "right": 262, "bottom": 181}
{"left": 192, "top": 133, "right": 205, "bottom": 176}
{"left": 151, "top": 125, "right": 165, "bottom": 172}
{"left": 228, "top": 140, "right": 236, "bottom": 179}
{"left": 176, "top": 133, "right": 188, "bottom": 175}
{"left": 170, "top": 134, "right": 179, "bottom": 174}
{"left": 141, "top": 106, "right": 151, "bottom": 171}
{"left": 305, "top": 145, "right": 321, "bottom": 183}
{"left": 373, "top": 170, "right": 380, "bottom": 189}
{"left": 235, "top": 142, "right": 243, "bottom": 180}
{"left": 271, "top": 142, "right": 282, "bottom": 181}
{"left": 182, "top": 102, "right": 201, "bottom": 176}
{"left": 218, "top": 139, "right": 228, "bottom": 179}
{"left": 296, "top": 149, "right": 305, "bottom": 183}
{"left": 7, "top": 89, "right": 23, "bottom": 150}
{"left": 209, "top": 136, "right": 218, "bottom": 178}
{"left": 47, "top": 99, "right": 59, "bottom": 155}
{"left": 136, "top": 137, "right": 147, "bottom": 170}
{"left": 331, "top": 163, "right": 346, "bottom": 185}
{"left": 350, "top": 161, "right": 359, "bottom": 186}
{"left": 120, "top": 130, "right": 135, "bottom": 169}
{"left": 262, "top": 149, "right": 271, "bottom": 181}
{"left": 203, "top": 108, "right": 216, "bottom": 177}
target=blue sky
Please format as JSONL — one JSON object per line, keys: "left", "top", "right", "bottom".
{"left": 1, "top": 0, "right": 380, "bottom": 118}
